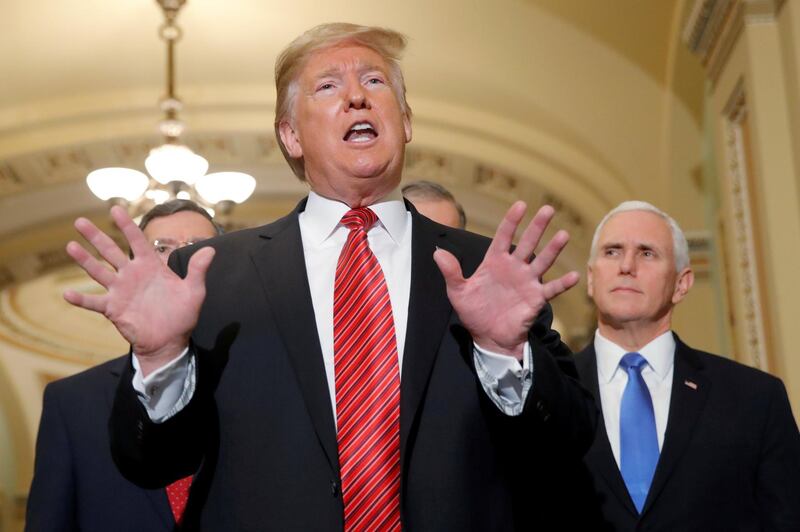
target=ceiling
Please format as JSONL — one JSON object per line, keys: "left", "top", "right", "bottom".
{"left": 1, "top": 1, "right": 693, "bottom": 108}
{"left": 0, "top": 0, "right": 705, "bottom": 353}
{"left": 0, "top": 0, "right": 704, "bottom": 230}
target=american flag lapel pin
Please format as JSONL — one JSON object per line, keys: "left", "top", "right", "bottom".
{"left": 684, "top": 380, "right": 698, "bottom": 390}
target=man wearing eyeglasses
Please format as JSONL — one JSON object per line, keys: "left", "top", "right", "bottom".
{"left": 27, "top": 200, "right": 221, "bottom": 532}
{"left": 140, "top": 200, "right": 223, "bottom": 260}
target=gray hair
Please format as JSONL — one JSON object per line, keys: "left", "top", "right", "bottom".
{"left": 139, "top": 199, "right": 223, "bottom": 235}
{"left": 401, "top": 180, "right": 466, "bottom": 229}
{"left": 589, "top": 200, "right": 689, "bottom": 271}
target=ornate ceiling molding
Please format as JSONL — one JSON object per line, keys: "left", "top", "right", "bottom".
{"left": 683, "top": 0, "right": 786, "bottom": 85}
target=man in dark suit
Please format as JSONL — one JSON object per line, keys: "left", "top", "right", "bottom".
{"left": 573, "top": 200, "right": 800, "bottom": 531}
{"left": 63, "top": 23, "right": 596, "bottom": 530}
{"left": 26, "top": 200, "right": 221, "bottom": 532}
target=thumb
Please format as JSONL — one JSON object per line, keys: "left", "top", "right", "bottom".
{"left": 433, "top": 248, "right": 464, "bottom": 289}
{"left": 185, "top": 247, "right": 216, "bottom": 291}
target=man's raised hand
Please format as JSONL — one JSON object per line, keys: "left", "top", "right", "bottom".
{"left": 63, "top": 205, "right": 215, "bottom": 375}
{"left": 433, "top": 202, "right": 579, "bottom": 359}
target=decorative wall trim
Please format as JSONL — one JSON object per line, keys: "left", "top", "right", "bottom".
{"left": 683, "top": 0, "right": 782, "bottom": 86}
{"left": 722, "top": 82, "right": 769, "bottom": 370}
{"left": 685, "top": 230, "right": 713, "bottom": 279}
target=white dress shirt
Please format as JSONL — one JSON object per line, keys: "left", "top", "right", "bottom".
{"left": 594, "top": 329, "right": 674, "bottom": 467}
{"left": 133, "top": 190, "right": 533, "bottom": 420}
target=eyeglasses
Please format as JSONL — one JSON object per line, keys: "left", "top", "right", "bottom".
{"left": 152, "top": 239, "right": 199, "bottom": 256}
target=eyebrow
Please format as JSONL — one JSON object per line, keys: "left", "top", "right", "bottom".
{"left": 314, "top": 67, "right": 342, "bottom": 81}
{"left": 151, "top": 236, "right": 211, "bottom": 244}
{"left": 313, "top": 62, "right": 386, "bottom": 81}
{"left": 601, "top": 241, "right": 660, "bottom": 251}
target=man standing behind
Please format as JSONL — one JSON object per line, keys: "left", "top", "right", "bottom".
{"left": 575, "top": 200, "right": 800, "bottom": 531}
{"left": 402, "top": 180, "right": 466, "bottom": 229}
{"left": 26, "top": 200, "right": 221, "bottom": 531}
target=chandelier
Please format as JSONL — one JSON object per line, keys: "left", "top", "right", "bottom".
{"left": 86, "top": 0, "right": 255, "bottom": 217}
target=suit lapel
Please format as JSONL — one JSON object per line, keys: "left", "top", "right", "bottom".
{"left": 400, "top": 207, "right": 455, "bottom": 467}
{"left": 249, "top": 199, "right": 339, "bottom": 477}
{"left": 641, "top": 335, "right": 709, "bottom": 514}
{"left": 241, "top": 200, "right": 458, "bottom": 479}
{"left": 575, "top": 347, "right": 638, "bottom": 516}
{"left": 108, "top": 358, "right": 175, "bottom": 529}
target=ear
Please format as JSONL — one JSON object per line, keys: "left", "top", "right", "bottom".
{"left": 672, "top": 267, "right": 694, "bottom": 305}
{"left": 279, "top": 120, "right": 304, "bottom": 159}
{"left": 403, "top": 113, "right": 412, "bottom": 143}
{"left": 586, "top": 263, "right": 594, "bottom": 299}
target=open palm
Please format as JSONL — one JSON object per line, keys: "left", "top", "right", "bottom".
{"left": 64, "top": 206, "right": 215, "bottom": 374}
{"left": 434, "top": 202, "right": 579, "bottom": 359}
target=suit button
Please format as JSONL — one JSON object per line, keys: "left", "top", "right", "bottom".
{"left": 536, "top": 400, "right": 551, "bottom": 421}
{"left": 331, "top": 480, "right": 339, "bottom": 497}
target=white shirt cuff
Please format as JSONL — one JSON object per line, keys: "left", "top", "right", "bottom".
{"left": 473, "top": 342, "right": 534, "bottom": 416}
{"left": 131, "top": 348, "right": 196, "bottom": 422}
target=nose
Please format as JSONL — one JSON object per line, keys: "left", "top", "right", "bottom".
{"left": 620, "top": 251, "right": 636, "bottom": 275}
{"left": 346, "top": 84, "right": 370, "bottom": 110}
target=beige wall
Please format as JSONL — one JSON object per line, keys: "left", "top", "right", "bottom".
{"left": 699, "top": 0, "right": 800, "bottom": 419}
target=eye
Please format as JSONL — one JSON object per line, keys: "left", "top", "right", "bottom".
{"left": 642, "top": 250, "right": 655, "bottom": 258}
{"left": 366, "top": 77, "right": 384, "bottom": 85}
{"left": 152, "top": 241, "right": 174, "bottom": 254}
{"left": 604, "top": 248, "right": 620, "bottom": 257}
{"left": 316, "top": 82, "right": 335, "bottom": 92}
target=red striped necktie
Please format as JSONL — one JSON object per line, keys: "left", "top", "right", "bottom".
{"left": 334, "top": 208, "right": 401, "bottom": 531}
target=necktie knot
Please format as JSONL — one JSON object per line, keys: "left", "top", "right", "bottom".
{"left": 621, "top": 352, "right": 647, "bottom": 373}
{"left": 341, "top": 208, "right": 378, "bottom": 232}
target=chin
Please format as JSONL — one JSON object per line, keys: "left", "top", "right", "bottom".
{"left": 352, "top": 159, "right": 400, "bottom": 181}
{"left": 602, "top": 305, "right": 646, "bottom": 324}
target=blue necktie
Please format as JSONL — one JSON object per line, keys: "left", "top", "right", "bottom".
{"left": 619, "top": 352, "right": 659, "bottom": 513}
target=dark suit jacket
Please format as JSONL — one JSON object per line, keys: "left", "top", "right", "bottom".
{"left": 572, "top": 335, "right": 800, "bottom": 532}
{"left": 109, "top": 200, "right": 597, "bottom": 530}
{"left": 26, "top": 356, "right": 175, "bottom": 532}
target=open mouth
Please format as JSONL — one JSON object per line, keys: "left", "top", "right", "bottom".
{"left": 343, "top": 121, "right": 378, "bottom": 143}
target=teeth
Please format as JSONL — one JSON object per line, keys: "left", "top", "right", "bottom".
{"left": 344, "top": 122, "right": 377, "bottom": 142}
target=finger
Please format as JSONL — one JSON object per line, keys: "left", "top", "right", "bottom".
{"left": 63, "top": 289, "right": 108, "bottom": 314}
{"left": 111, "top": 205, "right": 152, "bottom": 260}
{"left": 542, "top": 271, "right": 580, "bottom": 301}
{"left": 74, "top": 217, "right": 129, "bottom": 270}
{"left": 432, "top": 248, "right": 465, "bottom": 289}
{"left": 184, "top": 247, "right": 216, "bottom": 293}
{"left": 529, "top": 229, "right": 570, "bottom": 279}
{"left": 486, "top": 201, "right": 527, "bottom": 257}
{"left": 512, "top": 204, "right": 555, "bottom": 261}
{"left": 66, "top": 241, "right": 116, "bottom": 288}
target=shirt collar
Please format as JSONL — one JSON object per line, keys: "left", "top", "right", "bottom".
{"left": 302, "top": 189, "right": 408, "bottom": 246}
{"left": 594, "top": 329, "right": 675, "bottom": 384}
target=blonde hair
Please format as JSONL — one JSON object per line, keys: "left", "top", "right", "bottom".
{"left": 273, "top": 23, "right": 412, "bottom": 180}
